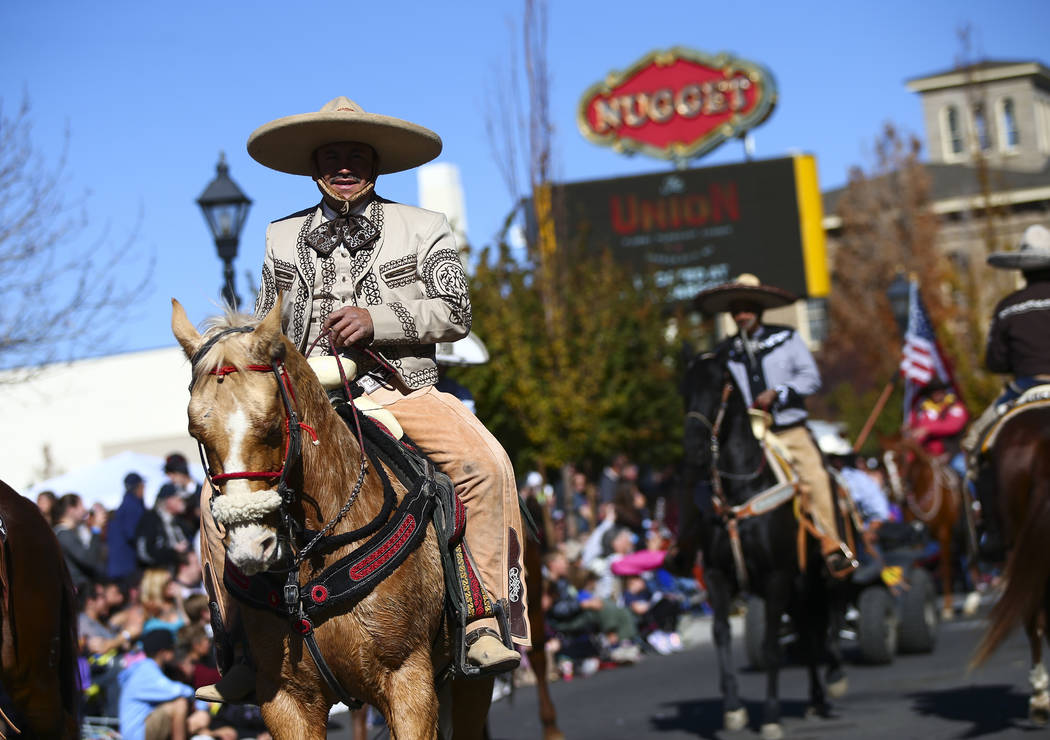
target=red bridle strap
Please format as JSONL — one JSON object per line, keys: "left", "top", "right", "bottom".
{"left": 211, "top": 471, "right": 282, "bottom": 483}
{"left": 202, "top": 362, "right": 319, "bottom": 485}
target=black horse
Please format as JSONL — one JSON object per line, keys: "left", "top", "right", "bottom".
{"left": 666, "top": 351, "right": 846, "bottom": 739}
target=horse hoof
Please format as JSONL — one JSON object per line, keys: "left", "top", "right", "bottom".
{"left": 805, "top": 704, "right": 829, "bottom": 719}
{"left": 724, "top": 708, "right": 748, "bottom": 731}
{"left": 1030, "top": 694, "right": 1050, "bottom": 725}
{"left": 941, "top": 607, "right": 954, "bottom": 621}
{"left": 828, "top": 676, "right": 849, "bottom": 699}
{"left": 963, "top": 591, "right": 981, "bottom": 616}
{"left": 760, "top": 722, "right": 784, "bottom": 740}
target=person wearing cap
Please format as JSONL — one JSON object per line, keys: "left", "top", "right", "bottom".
{"left": 694, "top": 274, "right": 856, "bottom": 577}
{"left": 117, "top": 629, "right": 212, "bottom": 740}
{"left": 107, "top": 472, "right": 148, "bottom": 583}
{"left": 906, "top": 380, "right": 969, "bottom": 478}
{"left": 197, "top": 97, "right": 526, "bottom": 701}
{"left": 965, "top": 224, "right": 1050, "bottom": 449}
{"left": 158, "top": 453, "right": 202, "bottom": 541}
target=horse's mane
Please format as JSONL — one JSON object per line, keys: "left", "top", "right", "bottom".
{"left": 192, "top": 309, "right": 263, "bottom": 378}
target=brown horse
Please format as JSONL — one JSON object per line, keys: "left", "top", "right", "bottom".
{"left": 0, "top": 480, "right": 79, "bottom": 739}
{"left": 972, "top": 405, "right": 1050, "bottom": 724}
{"left": 518, "top": 496, "right": 562, "bottom": 740}
{"left": 881, "top": 435, "right": 980, "bottom": 620}
{"left": 172, "top": 300, "right": 494, "bottom": 740}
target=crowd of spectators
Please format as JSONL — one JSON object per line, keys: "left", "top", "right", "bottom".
{"left": 39, "top": 453, "right": 269, "bottom": 740}
{"left": 521, "top": 456, "right": 707, "bottom": 682}
{"left": 45, "top": 438, "right": 913, "bottom": 732}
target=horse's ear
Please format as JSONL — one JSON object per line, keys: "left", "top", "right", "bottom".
{"left": 171, "top": 299, "right": 201, "bottom": 359}
{"left": 255, "top": 294, "right": 286, "bottom": 363}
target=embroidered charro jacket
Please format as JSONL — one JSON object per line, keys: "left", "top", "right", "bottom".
{"left": 254, "top": 196, "right": 471, "bottom": 390}
{"left": 718, "top": 323, "right": 821, "bottom": 430}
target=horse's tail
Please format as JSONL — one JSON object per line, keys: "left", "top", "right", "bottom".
{"left": 971, "top": 466, "right": 1050, "bottom": 668}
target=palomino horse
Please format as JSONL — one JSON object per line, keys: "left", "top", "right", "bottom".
{"left": 667, "top": 352, "right": 845, "bottom": 740}
{"left": 172, "top": 300, "right": 493, "bottom": 740}
{"left": 972, "top": 405, "right": 1050, "bottom": 725}
{"left": 881, "top": 435, "right": 980, "bottom": 620}
{"left": 0, "top": 480, "right": 79, "bottom": 739}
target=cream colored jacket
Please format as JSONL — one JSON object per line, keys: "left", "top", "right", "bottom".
{"left": 254, "top": 196, "right": 471, "bottom": 389}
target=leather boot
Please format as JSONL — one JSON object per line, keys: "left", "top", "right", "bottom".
{"left": 822, "top": 540, "right": 858, "bottom": 579}
{"left": 465, "top": 626, "right": 520, "bottom": 675}
{"left": 195, "top": 662, "right": 257, "bottom": 704}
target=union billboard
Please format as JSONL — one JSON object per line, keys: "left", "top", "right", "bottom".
{"left": 547, "top": 155, "right": 829, "bottom": 304}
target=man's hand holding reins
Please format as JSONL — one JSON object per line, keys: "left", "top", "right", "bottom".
{"left": 753, "top": 388, "right": 777, "bottom": 411}
{"left": 324, "top": 307, "right": 374, "bottom": 347}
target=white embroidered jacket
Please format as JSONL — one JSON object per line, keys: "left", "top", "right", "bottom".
{"left": 254, "top": 197, "right": 471, "bottom": 390}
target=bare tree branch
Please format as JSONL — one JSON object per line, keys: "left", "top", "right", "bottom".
{"left": 0, "top": 94, "right": 153, "bottom": 383}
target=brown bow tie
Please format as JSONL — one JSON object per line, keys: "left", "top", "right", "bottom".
{"left": 304, "top": 214, "right": 380, "bottom": 256}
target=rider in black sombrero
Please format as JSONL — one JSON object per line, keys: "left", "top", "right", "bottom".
{"left": 964, "top": 224, "right": 1050, "bottom": 449}
{"left": 695, "top": 274, "right": 857, "bottom": 578}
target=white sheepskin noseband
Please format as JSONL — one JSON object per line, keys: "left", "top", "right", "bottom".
{"left": 211, "top": 489, "right": 283, "bottom": 527}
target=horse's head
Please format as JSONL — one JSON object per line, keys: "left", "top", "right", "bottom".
{"left": 172, "top": 298, "right": 298, "bottom": 575}
{"left": 879, "top": 432, "right": 930, "bottom": 502}
{"left": 681, "top": 349, "right": 745, "bottom": 473}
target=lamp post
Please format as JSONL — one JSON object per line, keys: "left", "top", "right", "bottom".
{"left": 886, "top": 271, "right": 912, "bottom": 337}
{"left": 197, "top": 153, "right": 252, "bottom": 310}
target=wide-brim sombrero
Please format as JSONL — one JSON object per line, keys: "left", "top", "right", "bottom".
{"left": 987, "top": 224, "right": 1050, "bottom": 271}
{"left": 693, "top": 273, "right": 797, "bottom": 315}
{"left": 247, "top": 96, "right": 442, "bottom": 176}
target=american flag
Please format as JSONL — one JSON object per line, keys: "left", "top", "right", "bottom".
{"left": 899, "top": 279, "right": 955, "bottom": 414}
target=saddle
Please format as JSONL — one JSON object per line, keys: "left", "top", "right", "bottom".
{"left": 976, "top": 383, "right": 1050, "bottom": 455}
{"left": 219, "top": 357, "right": 515, "bottom": 688}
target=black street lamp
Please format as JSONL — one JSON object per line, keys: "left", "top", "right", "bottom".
{"left": 886, "top": 271, "right": 912, "bottom": 337}
{"left": 197, "top": 153, "right": 252, "bottom": 309}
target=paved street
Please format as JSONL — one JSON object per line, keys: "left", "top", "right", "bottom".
{"left": 483, "top": 601, "right": 1042, "bottom": 740}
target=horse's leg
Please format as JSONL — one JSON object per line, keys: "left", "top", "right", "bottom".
{"left": 524, "top": 536, "right": 563, "bottom": 740}
{"left": 383, "top": 653, "right": 441, "bottom": 740}
{"left": 759, "top": 572, "right": 792, "bottom": 740}
{"left": 791, "top": 566, "right": 829, "bottom": 720}
{"left": 937, "top": 522, "right": 955, "bottom": 621}
{"left": 448, "top": 676, "right": 495, "bottom": 740}
{"left": 260, "top": 690, "right": 330, "bottom": 740}
{"left": 1028, "top": 612, "right": 1050, "bottom": 725}
{"left": 707, "top": 570, "right": 746, "bottom": 731}
{"left": 824, "top": 584, "right": 848, "bottom": 699}
{"left": 528, "top": 640, "right": 564, "bottom": 740}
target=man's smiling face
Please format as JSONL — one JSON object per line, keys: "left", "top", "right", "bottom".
{"left": 313, "top": 141, "right": 376, "bottom": 199}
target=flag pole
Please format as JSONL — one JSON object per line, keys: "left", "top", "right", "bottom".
{"left": 853, "top": 375, "right": 899, "bottom": 452}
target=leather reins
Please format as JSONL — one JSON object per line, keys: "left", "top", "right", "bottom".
{"left": 687, "top": 380, "right": 800, "bottom": 592}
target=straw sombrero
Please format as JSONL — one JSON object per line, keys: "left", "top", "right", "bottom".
{"left": 247, "top": 96, "right": 442, "bottom": 176}
{"left": 693, "top": 273, "right": 797, "bottom": 315}
{"left": 987, "top": 224, "right": 1050, "bottom": 271}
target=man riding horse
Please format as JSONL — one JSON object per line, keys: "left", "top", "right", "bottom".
{"left": 694, "top": 273, "right": 857, "bottom": 578}
{"left": 963, "top": 223, "right": 1050, "bottom": 559}
{"left": 197, "top": 97, "right": 528, "bottom": 701}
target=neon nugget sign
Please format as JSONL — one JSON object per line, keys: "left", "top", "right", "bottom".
{"left": 578, "top": 47, "right": 777, "bottom": 162}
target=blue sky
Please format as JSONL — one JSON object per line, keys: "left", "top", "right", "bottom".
{"left": 2, "top": 1, "right": 1047, "bottom": 359}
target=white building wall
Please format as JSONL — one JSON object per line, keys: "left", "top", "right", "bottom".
{"left": 0, "top": 347, "right": 198, "bottom": 493}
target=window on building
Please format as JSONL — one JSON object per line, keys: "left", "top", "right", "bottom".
{"left": 998, "top": 97, "right": 1020, "bottom": 151}
{"left": 806, "top": 298, "right": 828, "bottom": 345}
{"left": 973, "top": 106, "right": 991, "bottom": 151}
{"left": 1038, "top": 97, "right": 1050, "bottom": 154}
{"left": 943, "top": 105, "right": 964, "bottom": 158}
